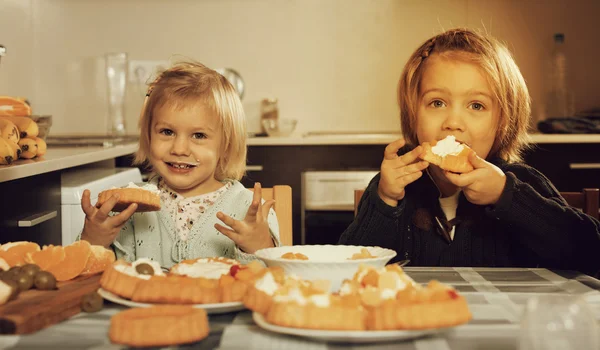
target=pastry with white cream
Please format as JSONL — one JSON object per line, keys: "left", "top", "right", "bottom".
{"left": 340, "top": 264, "right": 471, "bottom": 330}
{"left": 266, "top": 284, "right": 366, "bottom": 330}
{"left": 419, "top": 135, "right": 475, "bottom": 173}
{"left": 242, "top": 267, "right": 286, "bottom": 314}
{"left": 99, "top": 258, "right": 165, "bottom": 299}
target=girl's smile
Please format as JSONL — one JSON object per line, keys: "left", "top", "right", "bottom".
{"left": 165, "top": 162, "right": 198, "bottom": 172}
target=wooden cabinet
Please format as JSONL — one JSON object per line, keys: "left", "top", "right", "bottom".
{"left": 0, "top": 172, "right": 62, "bottom": 246}
{"left": 522, "top": 143, "right": 600, "bottom": 191}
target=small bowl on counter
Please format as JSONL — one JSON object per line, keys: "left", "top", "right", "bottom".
{"left": 262, "top": 118, "right": 298, "bottom": 137}
{"left": 30, "top": 115, "right": 52, "bottom": 141}
{"left": 254, "top": 245, "right": 397, "bottom": 292}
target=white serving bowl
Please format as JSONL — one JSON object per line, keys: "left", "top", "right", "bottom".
{"left": 254, "top": 245, "right": 397, "bottom": 292}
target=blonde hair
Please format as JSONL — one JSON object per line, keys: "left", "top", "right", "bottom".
{"left": 398, "top": 28, "right": 531, "bottom": 162}
{"left": 134, "top": 60, "right": 247, "bottom": 180}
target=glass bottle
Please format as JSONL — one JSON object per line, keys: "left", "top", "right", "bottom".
{"left": 545, "top": 33, "right": 575, "bottom": 119}
{"left": 105, "top": 52, "right": 128, "bottom": 137}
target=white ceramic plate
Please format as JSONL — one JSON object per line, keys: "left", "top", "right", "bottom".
{"left": 252, "top": 312, "right": 451, "bottom": 344}
{"left": 97, "top": 288, "right": 246, "bottom": 314}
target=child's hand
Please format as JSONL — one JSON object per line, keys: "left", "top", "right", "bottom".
{"left": 80, "top": 189, "right": 137, "bottom": 248}
{"left": 444, "top": 152, "right": 507, "bottom": 205}
{"left": 215, "top": 182, "right": 276, "bottom": 254}
{"left": 378, "top": 138, "right": 429, "bottom": 207}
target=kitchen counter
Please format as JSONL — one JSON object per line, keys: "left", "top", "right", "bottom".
{"left": 248, "top": 133, "right": 600, "bottom": 146}
{"left": 0, "top": 142, "right": 138, "bottom": 183}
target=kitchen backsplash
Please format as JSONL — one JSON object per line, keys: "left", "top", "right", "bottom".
{"left": 0, "top": 0, "right": 599, "bottom": 135}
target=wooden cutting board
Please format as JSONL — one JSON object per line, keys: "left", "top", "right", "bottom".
{"left": 0, "top": 273, "right": 102, "bottom": 334}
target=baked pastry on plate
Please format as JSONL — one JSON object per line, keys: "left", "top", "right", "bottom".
{"left": 341, "top": 264, "right": 471, "bottom": 330}
{"left": 419, "top": 135, "right": 474, "bottom": 173}
{"left": 243, "top": 267, "right": 286, "bottom": 314}
{"left": 109, "top": 306, "right": 209, "bottom": 347}
{"left": 220, "top": 260, "right": 265, "bottom": 302}
{"left": 96, "top": 182, "right": 161, "bottom": 212}
{"left": 170, "top": 257, "right": 264, "bottom": 303}
{"left": 131, "top": 274, "right": 221, "bottom": 304}
{"left": 266, "top": 284, "right": 366, "bottom": 330}
{"left": 100, "top": 258, "right": 165, "bottom": 300}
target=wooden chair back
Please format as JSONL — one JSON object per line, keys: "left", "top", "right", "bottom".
{"left": 354, "top": 189, "right": 365, "bottom": 217}
{"left": 251, "top": 185, "right": 293, "bottom": 246}
{"left": 560, "top": 188, "right": 599, "bottom": 220}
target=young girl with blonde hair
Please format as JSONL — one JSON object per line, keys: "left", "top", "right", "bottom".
{"left": 80, "top": 61, "right": 280, "bottom": 267}
{"left": 340, "top": 28, "right": 600, "bottom": 275}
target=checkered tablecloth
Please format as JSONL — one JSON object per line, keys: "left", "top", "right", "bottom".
{"left": 2, "top": 268, "right": 599, "bottom": 350}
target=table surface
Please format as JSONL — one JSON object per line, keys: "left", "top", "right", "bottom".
{"left": 2, "top": 267, "right": 600, "bottom": 350}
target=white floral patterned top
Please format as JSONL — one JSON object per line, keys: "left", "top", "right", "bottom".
{"left": 104, "top": 177, "right": 281, "bottom": 268}
{"left": 157, "top": 178, "right": 233, "bottom": 242}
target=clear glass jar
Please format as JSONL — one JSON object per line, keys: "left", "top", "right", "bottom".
{"left": 105, "top": 52, "right": 128, "bottom": 137}
{"left": 260, "top": 98, "right": 279, "bottom": 133}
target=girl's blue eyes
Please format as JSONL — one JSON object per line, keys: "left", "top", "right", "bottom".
{"left": 158, "top": 129, "right": 207, "bottom": 139}
{"left": 428, "top": 100, "right": 485, "bottom": 111}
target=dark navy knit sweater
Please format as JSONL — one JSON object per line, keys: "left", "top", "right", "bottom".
{"left": 338, "top": 158, "right": 600, "bottom": 276}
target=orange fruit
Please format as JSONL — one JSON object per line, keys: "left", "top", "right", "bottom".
{"left": 25, "top": 245, "right": 66, "bottom": 271}
{"left": 81, "top": 245, "right": 116, "bottom": 276}
{"left": 0, "top": 257, "right": 9, "bottom": 271}
{"left": 0, "top": 241, "right": 41, "bottom": 267}
{"left": 47, "top": 241, "right": 92, "bottom": 281}
{"left": 0, "top": 96, "right": 31, "bottom": 116}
